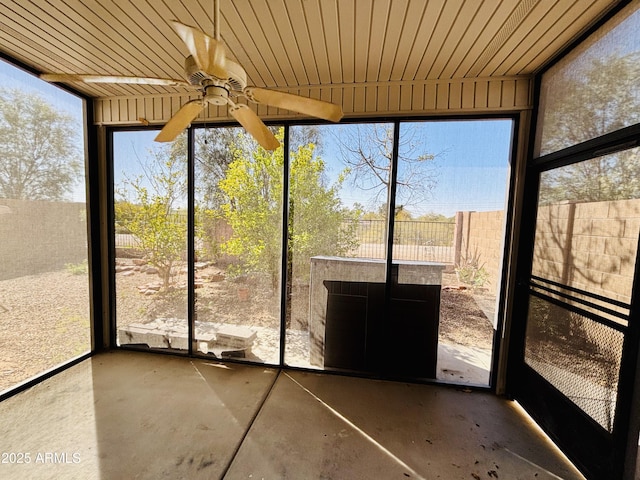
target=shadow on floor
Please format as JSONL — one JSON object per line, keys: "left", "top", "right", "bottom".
{"left": 0, "top": 351, "right": 584, "bottom": 479}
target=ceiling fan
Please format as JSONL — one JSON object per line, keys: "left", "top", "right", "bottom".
{"left": 40, "top": 4, "right": 343, "bottom": 150}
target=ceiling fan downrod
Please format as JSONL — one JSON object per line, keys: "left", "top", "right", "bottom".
{"left": 213, "top": 0, "right": 220, "bottom": 41}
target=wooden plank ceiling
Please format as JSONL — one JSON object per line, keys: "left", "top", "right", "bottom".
{"left": 0, "top": 0, "right": 620, "bottom": 114}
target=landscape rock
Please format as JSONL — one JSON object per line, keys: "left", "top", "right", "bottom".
{"left": 115, "top": 265, "right": 135, "bottom": 273}
{"left": 207, "top": 272, "right": 225, "bottom": 282}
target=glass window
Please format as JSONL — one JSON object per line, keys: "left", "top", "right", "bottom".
{"left": 283, "top": 119, "right": 513, "bottom": 386}
{"left": 194, "top": 126, "right": 283, "bottom": 364}
{"left": 113, "top": 131, "right": 188, "bottom": 352}
{"left": 110, "top": 118, "right": 514, "bottom": 386}
{"left": 285, "top": 123, "right": 391, "bottom": 369}
{"left": 535, "top": 0, "right": 640, "bottom": 156}
{"left": 0, "top": 60, "right": 90, "bottom": 392}
{"left": 394, "top": 119, "right": 512, "bottom": 385}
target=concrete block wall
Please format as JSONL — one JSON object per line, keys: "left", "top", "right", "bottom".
{"left": 0, "top": 199, "right": 88, "bottom": 280}
{"left": 455, "top": 210, "right": 505, "bottom": 295}
{"left": 455, "top": 200, "right": 640, "bottom": 304}
{"left": 532, "top": 199, "right": 640, "bottom": 306}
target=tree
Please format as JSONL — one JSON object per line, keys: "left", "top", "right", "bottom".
{"left": 333, "top": 123, "right": 439, "bottom": 256}
{"left": 0, "top": 88, "right": 82, "bottom": 200}
{"left": 290, "top": 124, "right": 323, "bottom": 154}
{"left": 219, "top": 128, "right": 358, "bottom": 290}
{"left": 195, "top": 124, "right": 323, "bottom": 209}
{"left": 193, "top": 125, "right": 328, "bottom": 263}
{"left": 539, "top": 54, "right": 640, "bottom": 203}
{"left": 194, "top": 127, "right": 242, "bottom": 208}
{"left": 333, "top": 123, "right": 439, "bottom": 210}
{"left": 288, "top": 139, "right": 359, "bottom": 279}
{"left": 417, "top": 212, "right": 454, "bottom": 223}
{"left": 115, "top": 137, "right": 187, "bottom": 290}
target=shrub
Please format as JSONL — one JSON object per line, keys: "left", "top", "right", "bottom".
{"left": 455, "top": 250, "right": 488, "bottom": 289}
{"left": 65, "top": 259, "right": 88, "bottom": 275}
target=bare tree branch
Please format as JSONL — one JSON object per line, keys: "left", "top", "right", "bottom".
{"left": 332, "top": 123, "right": 441, "bottom": 212}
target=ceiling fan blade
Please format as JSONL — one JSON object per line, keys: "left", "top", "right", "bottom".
{"left": 228, "top": 103, "right": 280, "bottom": 151}
{"left": 40, "top": 73, "right": 190, "bottom": 87}
{"left": 155, "top": 100, "right": 204, "bottom": 142}
{"left": 170, "top": 20, "right": 227, "bottom": 79}
{"left": 245, "top": 87, "right": 343, "bottom": 122}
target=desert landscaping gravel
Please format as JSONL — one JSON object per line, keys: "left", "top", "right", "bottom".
{"left": 1, "top": 265, "right": 494, "bottom": 393}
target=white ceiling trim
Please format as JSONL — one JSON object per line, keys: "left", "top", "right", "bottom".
{"left": 93, "top": 76, "right": 533, "bottom": 125}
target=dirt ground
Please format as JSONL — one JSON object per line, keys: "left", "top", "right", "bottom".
{"left": 0, "top": 261, "right": 495, "bottom": 392}
{"left": 0, "top": 270, "right": 91, "bottom": 392}
{"left": 115, "top": 261, "right": 495, "bottom": 344}
{"left": 439, "top": 284, "right": 494, "bottom": 350}
{"left": 115, "top": 261, "right": 496, "bottom": 367}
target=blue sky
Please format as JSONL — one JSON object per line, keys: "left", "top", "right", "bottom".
{"left": 0, "top": 58, "right": 512, "bottom": 216}
{"left": 0, "top": 60, "right": 83, "bottom": 117}
{"left": 113, "top": 119, "right": 513, "bottom": 218}
{"left": 320, "top": 119, "right": 513, "bottom": 217}
{"left": 412, "top": 119, "right": 512, "bottom": 217}
{"left": 0, "top": 58, "right": 86, "bottom": 201}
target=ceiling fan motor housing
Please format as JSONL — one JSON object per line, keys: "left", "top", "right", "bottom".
{"left": 184, "top": 55, "right": 247, "bottom": 93}
{"left": 184, "top": 55, "right": 208, "bottom": 86}
{"left": 224, "top": 59, "right": 248, "bottom": 92}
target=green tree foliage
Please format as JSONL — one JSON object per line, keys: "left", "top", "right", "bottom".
{"left": 219, "top": 128, "right": 358, "bottom": 289}
{"left": 114, "top": 201, "right": 140, "bottom": 234}
{"left": 115, "top": 137, "right": 187, "bottom": 290}
{"left": 289, "top": 139, "right": 359, "bottom": 280}
{"left": 194, "top": 125, "right": 322, "bottom": 209}
{"left": 0, "top": 88, "right": 82, "bottom": 200}
{"left": 539, "top": 54, "right": 640, "bottom": 203}
{"left": 195, "top": 127, "right": 242, "bottom": 208}
{"left": 417, "top": 212, "right": 454, "bottom": 223}
{"left": 193, "top": 128, "right": 243, "bottom": 262}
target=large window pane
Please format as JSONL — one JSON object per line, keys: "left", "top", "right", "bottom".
{"left": 394, "top": 120, "right": 512, "bottom": 385}
{"left": 194, "top": 126, "right": 283, "bottom": 364}
{"left": 0, "top": 60, "right": 90, "bottom": 392}
{"left": 285, "top": 123, "right": 390, "bottom": 369}
{"left": 109, "top": 118, "right": 513, "bottom": 385}
{"left": 114, "top": 131, "right": 188, "bottom": 352}
{"left": 283, "top": 120, "right": 512, "bottom": 383}
{"left": 535, "top": 0, "right": 640, "bottom": 156}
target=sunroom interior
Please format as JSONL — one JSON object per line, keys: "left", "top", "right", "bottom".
{"left": 1, "top": 0, "right": 640, "bottom": 479}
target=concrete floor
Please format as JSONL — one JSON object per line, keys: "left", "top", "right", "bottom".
{"left": 437, "top": 342, "right": 491, "bottom": 385}
{"left": 0, "top": 350, "right": 585, "bottom": 480}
